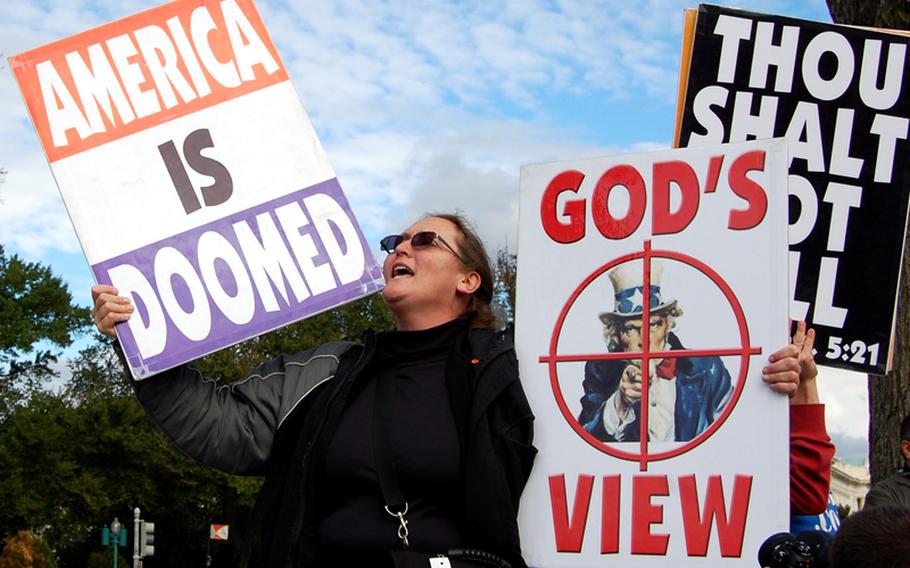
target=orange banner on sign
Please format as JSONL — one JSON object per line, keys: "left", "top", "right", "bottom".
{"left": 9, "top": 0, "right": 288, "bottom": 163}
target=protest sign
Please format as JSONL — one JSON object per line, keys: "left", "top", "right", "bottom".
{"left": 516, "top": 139, "right": 789, "bottom": 566}
{"left": 675, "top": 4, "right": 910, "bottom": 374}
{"left": 9, "top": 0, "right": 383, "bottom": 379}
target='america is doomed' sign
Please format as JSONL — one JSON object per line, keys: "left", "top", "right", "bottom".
{"left": 10, "top": 0, "right": 383, "bottom": 379}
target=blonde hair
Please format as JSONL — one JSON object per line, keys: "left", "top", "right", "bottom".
{"left": 427, "top": 213, "right": 497, "bottom": 330}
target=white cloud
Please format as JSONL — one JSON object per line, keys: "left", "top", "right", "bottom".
{"left": 262, "top": 0, "right": 703, "bottom": 140}
{"left": 0, "top": 160, "right": 80, "bottom": 257}
{"left": 2, "top": 0, "right": 831, "bottom": 264}
{"left": 830, "top": 432, "right": 868, "bottom": 464}
{"left": 325, "top": 110, "right": 642, "bottom": 256}
{"left": 817, "top": 367, "right": 869, "bottom": 446}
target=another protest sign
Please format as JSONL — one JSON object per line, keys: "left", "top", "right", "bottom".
{"left": 9, "top": 0, "right": 383, "bottom": 379}
{"left": 676, "top": 4, "right": 910, "bottom": 374}
{"left": 516, "top": 139, "right": 789, "bottom": 566}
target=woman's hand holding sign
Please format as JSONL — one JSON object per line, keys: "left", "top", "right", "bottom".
{"left": 91, "top": 284, "right": 133, "bottom": 337}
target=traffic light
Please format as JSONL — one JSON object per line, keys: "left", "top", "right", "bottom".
{"left": 140, "top": 521, "right": 155, "bottom": 557}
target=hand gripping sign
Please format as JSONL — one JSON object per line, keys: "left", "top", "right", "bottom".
{"left": 516, "top": 139, "right": 789, "bottom": 566}
{"left": 9, "top": 0, "right": 383, "bottom": 379}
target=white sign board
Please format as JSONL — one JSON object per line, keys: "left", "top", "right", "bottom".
{"left": 516, "top": 139, "right": 790, "bottom": 566}
{"left": 10, "top": 0, "right": 384, "bottom": 379}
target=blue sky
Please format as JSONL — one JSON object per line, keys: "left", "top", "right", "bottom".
{"left": 0, "top": 0, "right": 869, "bottom": 461}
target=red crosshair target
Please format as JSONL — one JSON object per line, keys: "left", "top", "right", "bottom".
{"left": 539, "top": 241, "right": 761, "bottom": 471}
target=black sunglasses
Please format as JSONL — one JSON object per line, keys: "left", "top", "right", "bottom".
{"left": 380, "top": 231, "right": 467, "bottom": 264}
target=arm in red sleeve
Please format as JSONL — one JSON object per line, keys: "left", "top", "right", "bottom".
{"left": 790, "top": 403, "right": 835, "bottom": 515}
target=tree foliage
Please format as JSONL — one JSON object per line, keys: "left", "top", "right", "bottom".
{"left": 0, "top": 289, "right": 400, "bottom": 565}
{"left": 63, "top": 335, "right": 132, "bottom": 403}
{"left": 0, "top": 341, "right": 261, "bottom": 567}
{"left": 492, "top": 247, "right": 518, "bottom": 325}
{"left": 827, "top": 0, "right": 910, "bottom": 29}
{"left": 0, "top": 530, "right": 56, "bottom": 568}
{"left": 825, "top": 0, "right": 910, "bottom": 485}
{"left": 0, "top": 246, "right": 89, "bottom": 408}
{"left": 85, "top": 548, "right": 128, "bottom": 568}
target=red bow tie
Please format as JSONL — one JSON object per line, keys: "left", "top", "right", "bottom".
{"left": 656, "top": 357, "right": 677, "bottom": 379}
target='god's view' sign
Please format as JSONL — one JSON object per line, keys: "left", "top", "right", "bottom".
{"left": 516, "top": 139, "right": 789, "bottom": 566}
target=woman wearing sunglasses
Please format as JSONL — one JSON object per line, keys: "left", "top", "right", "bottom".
{"left": 91, "top": 212, "right": 830, "bottom": 567}
{"left": 91, "top": 213, "right": 535, "bottom": 568}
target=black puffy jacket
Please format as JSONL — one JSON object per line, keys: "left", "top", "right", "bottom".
{"left": 131, "top": 327, "right": 536, "bottom": 567}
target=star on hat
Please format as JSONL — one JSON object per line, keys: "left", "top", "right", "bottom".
{"left": 598, "top": 260, "right": 677, "bottom": 324}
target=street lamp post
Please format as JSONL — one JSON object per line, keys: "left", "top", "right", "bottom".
{"left": 110, "top": 518, "right": 121, "bottom": 568}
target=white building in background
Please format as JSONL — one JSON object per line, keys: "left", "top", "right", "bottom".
{"left": 830, "top": 458, "right": 870, "bottom": 512}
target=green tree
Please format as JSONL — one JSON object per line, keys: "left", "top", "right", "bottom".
{"left": 492, "top": 246, "right": 518, "bottom": 326}
{"left": 85, "top": 548, "right": 128, "bottom": 568}
{"left": 0, "top": 290, "right": 399, "bottom": 566}
{"left": 827, "top": 0, "right": 910, "bottom": 29}
{"left": 0, "top": 339, "right": 262, "bottom": 567}
{"left": 825, "top": 0, "right": 910, "bottom": 486}
{"left": 0, "top": 530, "right": 56, "bottom": 568}
{"left": 63, "top": 335, "right": 131, "bottom": 403}
{"left": 0, "top": 245, "right": 89, "bottom": 410}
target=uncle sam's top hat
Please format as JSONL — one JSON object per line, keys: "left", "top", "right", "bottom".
{"left": 599, "top": 260, "right": 677, "bottom": 325}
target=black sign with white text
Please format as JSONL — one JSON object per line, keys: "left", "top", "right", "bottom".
{"left": 677, "top": 4, "right": 910, "bottom": 374}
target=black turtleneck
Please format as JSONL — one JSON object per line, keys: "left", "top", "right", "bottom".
{"left": 317, "top": 318, "right": 469, "bottom": 554}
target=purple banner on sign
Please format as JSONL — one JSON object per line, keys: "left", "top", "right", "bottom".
{"left": 93, "top": 178, "right": 384, "bottom": 379}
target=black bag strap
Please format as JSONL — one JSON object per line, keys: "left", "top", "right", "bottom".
{"left": 373, "top": 370, "right": 411, "bottom": 547}
{"left": 372, "top": 324, "right": 477, "bottom": 552}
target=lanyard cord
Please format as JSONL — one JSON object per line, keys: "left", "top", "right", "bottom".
{"left": 373, "top": 371, "right": 410, "bottom": 548}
